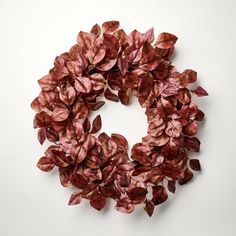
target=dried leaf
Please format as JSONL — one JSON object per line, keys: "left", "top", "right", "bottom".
{"left": 192, "top": 86, "right": 208, "bottom": 97}
{"left": 189, "top": 159, "right": 201, "bottom": 171}
{"left": 104, "top": 88, "right": 119, "bottom": 102}
{"left": 51, "top": 108, "right": 69, "bottom": 122}
{"left": 59, "top": 84, "right": 76, "bottom": 105}
{"left": 151, "top": 185, "right": 168, "bottom": 205}
{"left": 102, "top": 20, "right": 119, "bottom": 33}
{"left": 89, "top": 73, "right": 106, "bottom": 91}
{"left": 167, "top": 180, "right": 176, "bottom": 193}
{"left": 37, "top": 156, "right": 55, "bottom": 172}
{"left": 155, "top": 32, "right": 178, "bottom": 49}
{"left": 75, "top": 77, "right": 92, "bottom": 93}
{"left": 38, "top": 128, "right": 46, "bottom": 145}
{"left": 144, "top": 200, "right": 155, "bottom": 217}
{"left": 90, "top": 191, "right": 106, "bottom": 211}
{"left": 91, "top": 115, "right": 102, "bottom": 134}
{"left": 127, "top": 187, "right": 148, "bottom": 202}
{"left": 38, "top": 74, "right": 57, "bottom": 91}
{"left": 68, "top": 192, "right": 83, "bottom": 205}
{"left": 179, "top": 168, "right": 193, "bottom": 185}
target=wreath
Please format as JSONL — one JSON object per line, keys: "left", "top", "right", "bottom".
{"left": 31, "top": 21, "right": 208, "bottom": 217}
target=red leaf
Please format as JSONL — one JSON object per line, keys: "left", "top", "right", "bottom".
{"left": 155, "top": 32, "right": 178, "bottom": 49}
{"left": 90, "top": 191, "right": 106, "bottom": 211}
{"left": 104, "top": 88, "right": 119, "bottom": 102}
{"left": 129, "top": 30, "right": 145, "bottom": 48}
{"left": 167, "top": 180, "right": 176, "bottom": 194}
{"left": 37, "top": 156, "right": 55, "bottom": 172}
{"left": 118, "top": 57, "right": 128, "bottom": 76}
{"left": 151, "top": 185, "right": 168, "bottom": 205}
{"left": 90, "top": 23, "right": 101, "bottom": 36}
{"left": 89, "top": 73, "right": 106, "bottom": 91}
{"left": 51, "top": 108, "right": 69, "bottom": 122}
{"left": 68, "top": 192, "right": 83, "bottom": 205}
{"left": 190, "top": 159, "right": 201, "bottom": 171}
{"left": 77, "top": 31, "right": 96, "bottom": 50}
{"left": 91, "top": 115, "right": 102, "bottom": 134}
{"left": 115, "top": 197, "right": 134, "bottom": 214}
{"left": 87, "top": 101, "right": 105, "bottom": 111}
{"left": 127, "top": 187, "right": 148, "bottom": 202}
{"left": 33, "top": 111, "right": 51, "bottom": 128}
{"left": 75, "top": 77, "right": 92, "bottom": 93}
{"left": 103, "top": 33, "right": 119, "bottom": 57}
{"left": 59, "top": 84, "right": 76, "bottom": 106}
{"left": 144, "top": 28, "right": 154, "bottom": 43}
{"left": 70, "top": 173, "right": 88, "bottom": 189}
{"left": 51, "top": 150, "right": 71, "bottom": 168}
{"left": 87, "top": 38, "right": 106, "bottom": 64}
{"left": 111, "top": 133, "right": 128, "bottom": 151}
{"left": 184, "top": 136, "right": 201, "bottom": 152}
{"left": 118, "top": 90, "right": 129, "bottom": 105}
{"left": 38, "top": 74, "right": 57, "bottom": 91}
{"left": 96, "top": 59, "right": 117, "bottom": 71}
{"left": 38, "top": 128, "right": 46, "bottom": 145}
{"left": 73, "top": 101, "right": 90, "bottom": 119}
{"left": 102, "top": 20, "right": 119, "bottom": 33}
{"left": 144, "top": 200, "right": 155, "bottom": 217}
{"left": 183, "top": 121, "right": 198, "bottom": 136}
{"left": 165, "top": 120, "right": 182, "bottom": 138}
{"left": 179, "top": 168, "right": 193, "bottom": 185}
{"left": 192, "top": 86, "right": 208, "bottom": 97}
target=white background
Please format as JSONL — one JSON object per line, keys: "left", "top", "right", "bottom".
{"left": 1, "top": 0, "right": 236, "bottom": 235}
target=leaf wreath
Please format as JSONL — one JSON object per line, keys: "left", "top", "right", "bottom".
{"left": 32, "top": 21, "right": 208, "bottom": 217}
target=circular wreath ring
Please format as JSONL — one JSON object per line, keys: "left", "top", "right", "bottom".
{"left": 31, "top": 21, "right": 208, "bottom": 217}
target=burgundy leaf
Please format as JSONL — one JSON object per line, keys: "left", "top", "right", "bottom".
{"left": 33, "top": 111, "right": 51, "bottom": 128}
{"left": 144, "top": 28, "right": 154, "bottom": 43}
{"left": 111, "top": 133, "right": 128, "bottom": 151}
{"left": 37, "top": 156, "right": 55, "bottom": 172}
{"left": 183, "top": 121, "right": 198, "bottom": 136}
{"left": 59, "top": 84, "right": 76, "bottom": 106}
{"left": 68, "top": 192, "right": 83, "bottom": 205}
{"left": 90, "top": 191, "right": 106, "bottom": 211}
{"left": 184, "top": 136, "right": 201, "bottom": 152}
{"left": 51, "top": 150, "right": 71, "bottom": 168}
{"left": 38, "top": 74, "right": 57, "bottom": 91}
{"left": 38, "top": 128, "right": 46, "bottom": 145}
{"left": 89, "top": 73, "right": 106, "bottom": 91}
{"left": 115, "top": 198, "right": 134, "bottom": 214}
{"left": 77, "top": 31, "right": 96, "bottom": 50}
{"left": 151, "top": 185, "right": 168, "bottom": 205}
{"left": 189, "top": 159, "right": 201, "bottom": 171}
{"left": 118, "top": 90, "right": 129, "bottom": 105}
{"left": 118, "top": 57, "right": 128, "bottom": 76}
{"left": 75, "top": 77, "right": 92, "bottom": 93}
{"left": 70, "top": 173, "right": 88, "bottom": 189}
{"left": 104, "top": 88, "right": 119, "bottom": 102}
{"left": 155, "top": 32, "right": 178, "bottom": 49}
{"left": 179, "top": 168, "right": 193, "bottom": 185}
{"left": 87, "top": 101, "right": 105, "bottom": 111}
{"left": 165, "top": 120, "right": 182, "bottom": 138}
{"left": 144, "top": 200, "right": 155, "bottom": 217}
{"left": 192, "top": 86, "right": 208, "bottom": 97}
{"left": 90, "top": 23, "right": 101, "bottom": 36}
{"left": 91, "top": 115, "right": 102, "bottom": 134}
{"left": 102, "top": 20, "right": 119, "bottom": 33}
{"left": 96, "top": 59, "right": 117, "bottom": 71}
{"left": 51, "top": 108, "right": 69, "bottom": 122}
{"left": 127, "top": 187, "right": 148, "bottom": 202}
{"left": 167, "top": 180, "right": 176, "bottom": 194}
